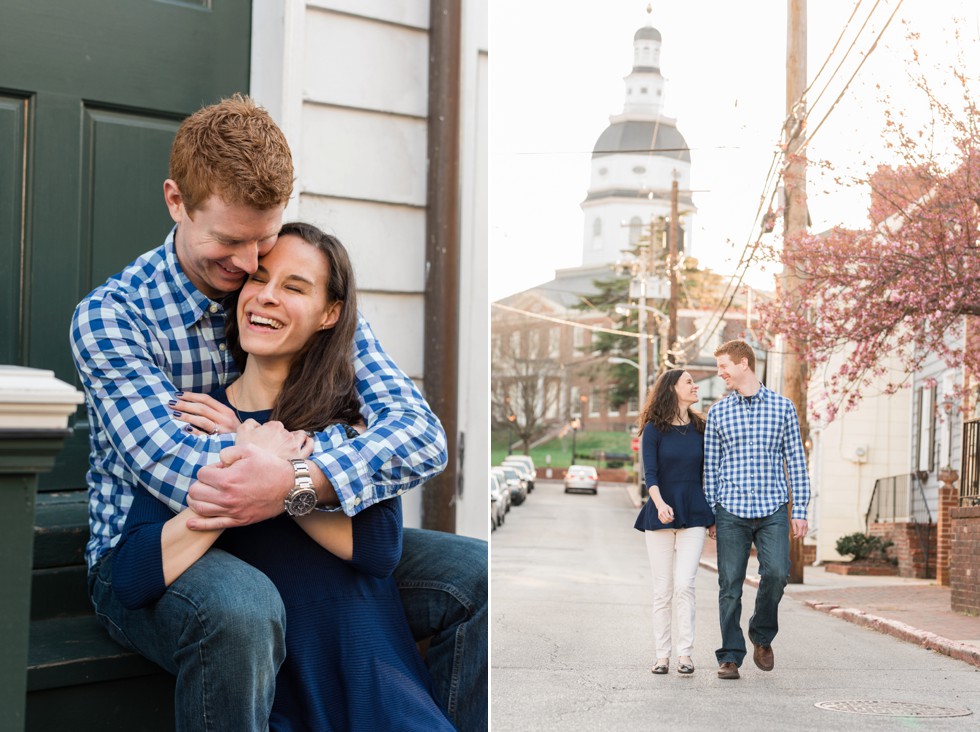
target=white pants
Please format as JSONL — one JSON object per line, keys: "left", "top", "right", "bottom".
{"left": 644, "top": 527, "right": 707, "bottom": 658}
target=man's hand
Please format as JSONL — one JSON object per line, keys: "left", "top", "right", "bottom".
{"left": 707, "top": 524, "right": 717, "bottom": 540}
{"left": 791, "top": 518, "right": 808, "bottom": 539}
{"left": 186, "top": 444, "right": 295, "bottom": 530}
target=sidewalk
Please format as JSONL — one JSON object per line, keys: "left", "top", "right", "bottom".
{"left": 623, "top": 483, "right": 980, "bottom": 668}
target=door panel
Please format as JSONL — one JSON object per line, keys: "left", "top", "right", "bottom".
{"left": 0, "top": 0, "right": 252, "bottom": 490}
{"left": 0, "top": 95, "right": 28, "bottom": 365}
{"left": 83, "top": 107, "right": 180, "bottom": 289}
{"left": 0, "top": 0, "right": 251, "bottom": 113}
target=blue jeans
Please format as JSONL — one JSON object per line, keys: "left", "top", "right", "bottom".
{"left": 714, "top": 503, "right": 790, "bottom": 666}
{"left": 90, "top": 547, "right": 285, "bottom": 732}
{"left": 396, "top": 528, "right": 488, "bottom": 732}
{"left": 90, "top": 527, "right": 487, "bottom": 732}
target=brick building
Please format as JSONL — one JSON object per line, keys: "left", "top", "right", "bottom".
{"left": 491, "top": 263, "right": 767, "bottom": 447}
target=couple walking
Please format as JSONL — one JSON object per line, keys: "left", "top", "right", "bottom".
{"left": 633, "top": 339, "right": 810, "bottom": 679}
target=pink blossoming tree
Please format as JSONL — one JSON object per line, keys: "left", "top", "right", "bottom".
{"left": 759, "top": 70, "right": 980, "bottom": 422}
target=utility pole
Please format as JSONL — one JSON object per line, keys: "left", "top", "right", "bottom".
{"left": 784, "top": 0, "right": 808, "bottom": 584}
{"left": 667, "top": 177, "right": 680, "bottom": 368}
{"left": 637, "top": 276, "right": 648, "bottom": 420}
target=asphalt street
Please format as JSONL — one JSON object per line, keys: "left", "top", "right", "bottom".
{"left": 491, "top": 479, "right": 980, "bottom": 731}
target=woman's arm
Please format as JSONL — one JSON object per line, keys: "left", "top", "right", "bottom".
{"left": 292, "top": 497, "right": 403, "bottom": 578}
{"left": 292, "top": 511, "right": 354, "bottom": 561}
{"left": 112, "top": 486, "right": 223, "bottom": 609}
{"left": 160, "top": 509, "right": 224, "bottom": 586}
{"left": 647, "top": 483, "right": 674, "bottom": 524}
{"left": 642, "top": 427, "right": 674, "bottom": 523}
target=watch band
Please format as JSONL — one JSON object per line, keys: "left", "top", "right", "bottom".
{"left": 289, "top": 458, "right": 314, "bottom": 489}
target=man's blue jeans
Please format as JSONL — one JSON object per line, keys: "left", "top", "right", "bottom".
{"left": 90, "top": 527, "right": 488, "bottom": 731}
{"left": 397, "top": 529, "right": 488, "bottom": 732}
{"left": 714, "top": 503, "right": 790, "bottom": 666}
{"left": 90, "top": 546, "right": 286, "bottom": 732}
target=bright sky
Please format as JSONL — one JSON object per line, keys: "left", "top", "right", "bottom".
{"left": 489, "top": 0, "right": 980, "bottom": 302}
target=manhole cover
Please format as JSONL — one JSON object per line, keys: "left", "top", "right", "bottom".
{"left": 815, "top": 700, "right": 972, "bottom": 718}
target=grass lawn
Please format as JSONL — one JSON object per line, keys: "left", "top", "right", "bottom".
{"left": 491, "top": 430, "right": 635, "bottom": 470}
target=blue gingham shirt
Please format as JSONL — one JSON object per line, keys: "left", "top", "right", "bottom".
{"left": 71, "top": 228, "right": 447, "bottom": 569}
{"left": 703, "top": 384, "right": 810, "bottom": 520}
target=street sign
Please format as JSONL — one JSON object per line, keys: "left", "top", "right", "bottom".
{"left": 631, "top": 436, "right": 639, "bottom": 452}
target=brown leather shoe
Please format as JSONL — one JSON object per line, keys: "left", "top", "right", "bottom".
{"left": 753, "top": 643, "right": 774, "bottom": 671}
{"left": 717, "top": 662, "right": 739, "bottom": 679}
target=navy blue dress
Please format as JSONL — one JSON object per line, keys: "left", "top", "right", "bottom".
{"left": 634, "top": 423, "right": 714, "bottom": 532}
{"left": 111, "top": 396, "right": 454, "bottom": 732}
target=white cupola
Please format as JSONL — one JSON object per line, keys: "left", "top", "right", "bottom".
{"left": 580, "top": 5, "right": 697, "bottom": 268}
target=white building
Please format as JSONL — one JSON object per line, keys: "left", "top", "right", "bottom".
{"left": 581, "top": 9, "right": 696, "bottom": 268}
{"left": 807, "top": 352, "right": 912, "bottom": 562}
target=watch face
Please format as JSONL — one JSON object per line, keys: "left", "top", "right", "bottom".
{"left": 288, "top": 488, "right": 318, "bottom": 516}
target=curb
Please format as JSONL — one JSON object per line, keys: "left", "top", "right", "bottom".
{"left": 699, "top": 559, "right": 980, "bottom": 669}
{"left": 805, "top": 601, "right": 980, "bottom": 669}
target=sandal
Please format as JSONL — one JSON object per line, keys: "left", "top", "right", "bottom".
{"left": 677, "top": 662, "right": 694, "bottom": 674}
{"left": 651, "top": 662, "right": 669, "bottom": 675}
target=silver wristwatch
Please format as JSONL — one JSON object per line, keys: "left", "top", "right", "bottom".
{"left": 284, "top": 458, "right": 317, "bottom": 516}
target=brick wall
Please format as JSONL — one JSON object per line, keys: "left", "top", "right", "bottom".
{"left": 802, "top": 543, "right": 816, "bottom": 566}
{"left": 869, "top": 522, "right": 937, "bottom": 579}
{"left": 936, "top": 480, "right": 959, "bottom": 586}
{"left": 950, "top": 506, "right": 980, "bottom": 615}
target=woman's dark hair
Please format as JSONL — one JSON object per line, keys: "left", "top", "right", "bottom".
{"left": 637, "top": 369, "right": 705, "bottom": 435}
{"left": 225, "top": 221, "right": 362, "bottom": 431}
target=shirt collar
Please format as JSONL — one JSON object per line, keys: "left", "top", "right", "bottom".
{"left": 734, "top": 383, "right": 769, "bottom": 404}
{"left": 162, "top": 226, "right": 227, "bottom": 328}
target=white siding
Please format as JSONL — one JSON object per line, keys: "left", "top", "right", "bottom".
{"left": 252, "top": 1, "right": 488, "bottom": 537}
{"left": 303, "top": 11, "right": 428, "bottom": 116}
{"left": 299, "top": 197, "right": 426, "bottom": 293}
{"left": 810, "top": 353, "right": 912, "bottom": 562}
{"left": 307, "top": 0, "right": 430, "bottom": 28}
{"left": 300, "top": 106, "right": 428, "bottom": 205}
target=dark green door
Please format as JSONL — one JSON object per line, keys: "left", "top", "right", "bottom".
{"left": 0, "top": 0, "right": 252, "bottom": 489}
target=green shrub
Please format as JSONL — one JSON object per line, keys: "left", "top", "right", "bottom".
{"left": 835, "top": 532, "right": 889, "bottom": 561}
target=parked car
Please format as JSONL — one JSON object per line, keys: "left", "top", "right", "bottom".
{"left": 502, "top": 455, "right": 535, "bottom": 492}
{"left": 564, "top": 465, "right": 599, "bottom": 494}
{"left": 492, "top": 465, "right": 527, "bottom": 506}
{"left": 492, "top": 471, "right": 512, "bottom": 515}
{"left": 490, "top": 473, "right": 507, "bottom": 528}
{"left": 501, "top": 462, "right": 534, "bottom": 493}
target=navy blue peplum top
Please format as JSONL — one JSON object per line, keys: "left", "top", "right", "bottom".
{"left": 634, "top": 423, "right": 714, "bottom": 531}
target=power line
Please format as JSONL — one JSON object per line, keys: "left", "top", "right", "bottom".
{"left": 491, "top": 302, "right": 654, "bottom": 342}
{"left": 798, "top": 0, "right": 906, "bottom": 154}
{"left": 681, "top": 0, "right": 906, "bottom": 359}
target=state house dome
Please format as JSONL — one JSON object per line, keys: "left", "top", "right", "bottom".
{"left": 634, "top": 25, "right": 661, "bottom": 42}
{"left": 592, "top": 120, "right": 690, "bottom": 162}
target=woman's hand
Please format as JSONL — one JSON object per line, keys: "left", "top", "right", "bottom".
{"left": 655, "top": 501, "right": 674, "bottom": 524}
{"left": 707, "top": 524, "right": 717, "bottom": 540}
{"left": 235, "top": 420, "right": 313, "bottom": 460}
{"left": 171, "top": 391, "right": 241, "bottom": 436}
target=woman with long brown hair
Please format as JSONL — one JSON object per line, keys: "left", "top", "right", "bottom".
{"left": 110, "top": 223, "right": 454, "bottom": 730}
{"left": 633, "top": 369, "right": 714, "bottom": 675}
